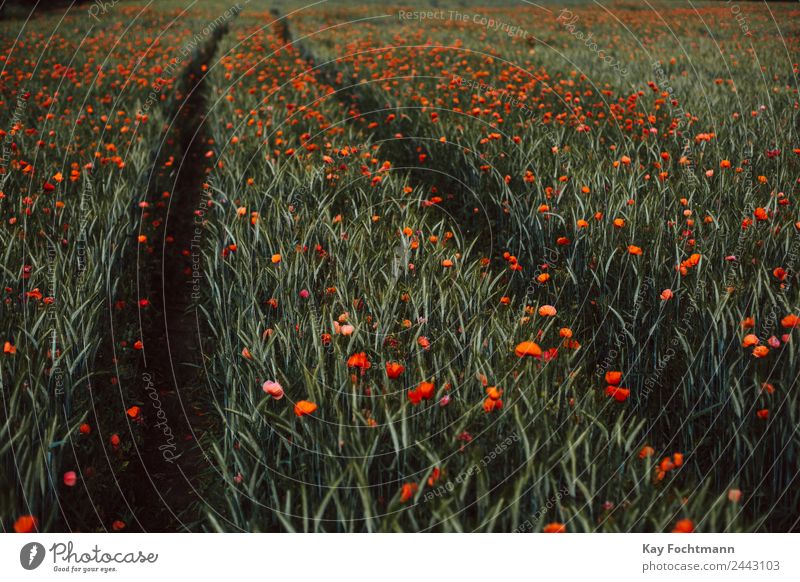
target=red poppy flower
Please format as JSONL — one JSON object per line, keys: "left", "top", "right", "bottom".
{"left": 385, "top": 362, "right": 405, "bottom": 379}
{"left": 347, "top": 352, "right": 371, "bottom": 370}
{"left": 407, "top": 388, "right": 423, "bottom": 405}
{"left": 399, "top": 482, "right": 418, "bottom": 503}
{"left": 671, "top": 519, "right": 694, "bottom": 533}
{"left": 418, "top": 381, "right": 435, "bottom": 400}
{"left": 605, "top": 386, "right": 630, "bottom": 402}
{"left": 14, "top": 515, "right": 38, "bottom": 533}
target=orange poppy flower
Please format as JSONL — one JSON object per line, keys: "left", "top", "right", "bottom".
{"left": 486, "top": 386, "right": 503, "bottom": 400}
{"left": 628, "top": 245, "right": 643, "bottom": 256}
{"left": 13, "top": 515, "right": 38, "bottom": 533}
{"left": 752, "top": 345, "right": 769, "bottom": 358}
{"left": 26, "top": 289, "right": 43, "bottom": 301}
{"left": 400, "top": 482, "right": 418, "bottom": 503}
{"left": 639, "top": 445, "right": 655, "bottom": 459}
{"left": 671, "top": 519, "right": 694, "bottom": 533}
{"left": 294, "top": 400, "right": 317, "bottom": 417}
{"left": 742, "top": 334, "right": 759, "bottom": 347}
{"left": 126, "top": 406, "right": 141, "bottom": 419}
{"left": 781, "top": 314, "right": 799, "bottom": 328}
{"left": 514, "top": 341, "right": 542, "bottom": 358}
{"left": 543, "top": 522, "right": 566, "bottom": 533}
{"left": 347, "top": 352, "right": 371, "bottom": 370}
{"left": 605, "top": 371, "right": 622, "bottom": 385}
{"left": 483, "top": 397, "right": 503, "bottom": 412}
{"left": 659, "top": 457, "right": 675, "bottom": 473}
{"left": 538, "top": 305, "right": 557, "bottom": 317}
{"left": 3, "top": 341, "right": 16, "bottom": 355}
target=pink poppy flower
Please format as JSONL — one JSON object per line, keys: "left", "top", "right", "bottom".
{"left": 262, "top": 380, "right": 284, "bottom": 400}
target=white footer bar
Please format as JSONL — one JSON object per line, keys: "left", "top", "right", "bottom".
{"left": 2, "top": 533, "right": 797, "bottom": 581}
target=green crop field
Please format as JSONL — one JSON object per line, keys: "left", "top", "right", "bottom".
{"left": 1, "top": 0, "right": 799, "bottom": 533}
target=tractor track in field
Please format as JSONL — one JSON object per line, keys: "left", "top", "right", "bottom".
{"left": 128, "top": 20, "right": 230, "bottom": 532}
{"left": 272, "top": 10, "right": 497, "bottom": 246}
{"left": 271, "top": 9, "right": 430, "bottom": 177}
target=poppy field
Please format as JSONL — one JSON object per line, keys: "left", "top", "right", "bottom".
{"left": 2, "top": 0, "right": 800, "bottom": 534}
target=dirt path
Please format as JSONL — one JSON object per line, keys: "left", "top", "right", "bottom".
{"left": 130, "top": 21, "right": 229, "bottom": 532}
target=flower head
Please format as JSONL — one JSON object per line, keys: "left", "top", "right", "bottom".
{"left": 294, "top": 400, "right": 317, "bottom": 417}
{"left": 514, "top": 341, "right": 542, "bottom": 358}
{"left": 347, "top": 352, "right": 371, "bottom": 370}
{"left": 262, "top": 380, "right": 284, "bottom": 400}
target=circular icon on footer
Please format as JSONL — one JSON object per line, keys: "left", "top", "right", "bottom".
{"left": 20, "top": 542, "right": 46, "bottom": 570}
